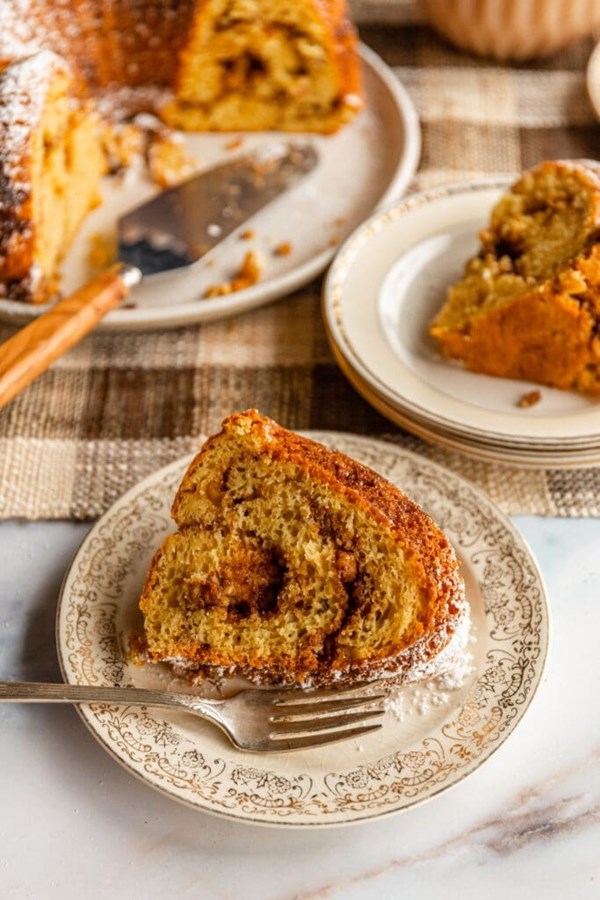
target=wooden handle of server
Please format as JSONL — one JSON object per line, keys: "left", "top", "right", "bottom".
{"left": 0, "top": 263, "right": 141, "bottom": 411}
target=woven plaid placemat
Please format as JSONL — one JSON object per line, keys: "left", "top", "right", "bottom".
{"left": 1, "top": 16, "right": 599, "bottom": 520}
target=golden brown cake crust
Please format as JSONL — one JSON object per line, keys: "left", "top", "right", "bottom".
{"left": 430, "top": 159, "right": 600, "bottom": 395}
{"left": 0, "top": 1, "right": 197, "bottom": 90}
{"left": 141, "top": 410, "right": 467, "bottom": 688}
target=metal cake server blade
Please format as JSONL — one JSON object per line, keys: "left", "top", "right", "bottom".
{"left": 118, "top": 142, "right": 318, "bottom": 276}
{"left": 0, "top": 142, "right": 318, "bottom": 409}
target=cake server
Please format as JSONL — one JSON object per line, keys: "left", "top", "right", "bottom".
{"left": 0, "top": 141, "right": 318, "bottom": 409}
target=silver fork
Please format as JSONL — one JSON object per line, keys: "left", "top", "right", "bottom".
{"left": 0, "top": 680, "right": 385, "bottom": 752}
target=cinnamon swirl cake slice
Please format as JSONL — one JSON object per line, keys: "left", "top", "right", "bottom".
{"left": 139, "top": 410, "right": 467, "bottom": 688}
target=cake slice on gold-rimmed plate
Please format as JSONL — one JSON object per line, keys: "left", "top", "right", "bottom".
{"left": 322, "top": 172, "right": 600, "bottom": 459}
{"left": 139, "top": 410, "right": 468, "bottom": 689}
{"left": 429, "top": 160, "right": 600, "bottom": 397}
{"left": 56, "top": 424, "right": 548, "bottom": 824}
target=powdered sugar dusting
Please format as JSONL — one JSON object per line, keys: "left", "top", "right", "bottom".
{"left": 0, "top": 50, "right": 68, "bottom": 186}
{"left": 384, "top": 623, "right": 476, "bottom": 722}
{"left": 95, "top": 86, "right": 170, "bottom": 123}
{"left": 0, "top": 1, "right": 44, "bottom": 64}
{"left": 0, "top": 2, "right": 89, "bottom": 74}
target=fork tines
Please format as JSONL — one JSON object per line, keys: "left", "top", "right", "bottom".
{"left": 268, "top": 688, "right": 386, "bottom": 749}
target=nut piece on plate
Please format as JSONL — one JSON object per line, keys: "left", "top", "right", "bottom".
{"left": 273, "top": 241, "right": 292, "bottom": 257}
{"left": 139, "top": 410, "right": 468, "bottom": 688}
{"left": 101, "top": 121, "right": 146, "bottom": 173}
{"left": 516, "top": 389, "right": 542, "bottom": 409}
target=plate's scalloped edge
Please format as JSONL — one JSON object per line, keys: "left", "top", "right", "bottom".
{"left": 56, "top": 434, "right": 549, "bottom": 827}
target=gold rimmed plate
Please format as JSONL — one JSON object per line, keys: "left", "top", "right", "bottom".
{"left": 322, "top": 182, "right": 600, "bottom": 452}
{"left": 56, "top": 433, "right": 549, "bottom": 826}
{"left": 331, "top": 345, "right": 600, "bottom": 469}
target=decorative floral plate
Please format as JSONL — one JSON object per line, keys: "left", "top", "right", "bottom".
{"left": 56, "top": 433, "right": 549, "bottom": 826}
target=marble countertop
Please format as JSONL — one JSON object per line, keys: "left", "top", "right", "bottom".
{"left": 1, "top": 515, "right": 599, "bottom": 899}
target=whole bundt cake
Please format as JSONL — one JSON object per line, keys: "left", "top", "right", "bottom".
{"left": 0, "top": 0, "right": 363, "bottom": 303}
{"left": 429, "top": 159, "right": 600, "bottom": 395}
{"left": 139, "top": 410, "right": 468, "bottom": 688}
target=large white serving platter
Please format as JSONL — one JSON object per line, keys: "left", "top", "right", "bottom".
{"left": 0, "top": 45, "right": 420, "bottom": 331}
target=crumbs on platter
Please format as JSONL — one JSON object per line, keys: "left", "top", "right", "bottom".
{"left": 203, "top": 249, "right": 263, "bottom": 298}
{"left": 273, "top": 241, "right": 292, "bottom": 257}
{"left": 87, "top": 232, "right": 117, "bottom": 272}
{"left": 147, "top": 131, "right": 199, "bottom": 188}
{"left": 516, "top": 389, "right": 542, "bottom": 408}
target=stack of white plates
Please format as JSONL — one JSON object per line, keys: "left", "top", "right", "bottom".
{"left": 322, "top": 182, "right": 600, "bottom": 468}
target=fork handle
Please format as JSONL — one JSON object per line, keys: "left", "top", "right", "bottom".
{"left": 0, "top": 262, "right": 141, "bottom": 410}
{"left": 0, "top": 680, "right": 217, "bottom": 712}
{"left": 0, "top": 680, "right": 236, "bottom": 740}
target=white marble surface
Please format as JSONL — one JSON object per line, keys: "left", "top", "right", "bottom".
{"left": 0, "top": 515, "right": 599, "bottom": 898}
